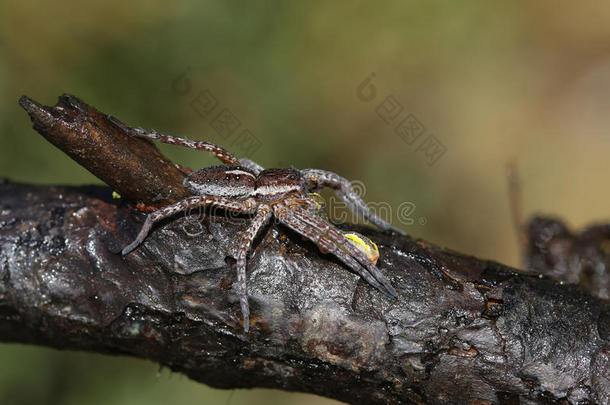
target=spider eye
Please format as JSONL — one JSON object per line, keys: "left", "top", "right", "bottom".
{"left": 289, "top": 174, "right": 297, "bottom": 180}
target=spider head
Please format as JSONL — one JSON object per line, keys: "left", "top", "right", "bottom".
{"left": 254, "top": 168, "right": 307, "bottom": 201}
{"left": 183, "top": 165, "right": 256, "bottom": 199}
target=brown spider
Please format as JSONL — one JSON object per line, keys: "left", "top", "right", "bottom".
{"left": 111, "top": 117, "right": 403, "bottom": 332}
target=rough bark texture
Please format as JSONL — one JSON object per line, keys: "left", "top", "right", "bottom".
{"left": 18, "top": 94, "right": 191, "bottom": 208}
{"left": 524, "top": 216, "right": 610, "bottom": 301}
{"left": 0, "top": 94, "right": 608, "bottom": 404}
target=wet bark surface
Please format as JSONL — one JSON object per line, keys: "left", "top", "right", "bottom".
{"left": 0, "top": 95, "right": 608, "bottom": 404}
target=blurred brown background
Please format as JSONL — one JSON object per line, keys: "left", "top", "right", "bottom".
{"left": 0, "top": 1, "right": 608, "bottom": 404}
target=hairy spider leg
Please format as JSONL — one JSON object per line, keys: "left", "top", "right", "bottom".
{"left": 121, "top": 196, "right": 257, "bottom": 255}
{"left": 301, "top": 169, "right": 406, "bottom": 235}
{"left": 287, "top": 201, "right": 398, "bottom": 298}
{"left": 238, "top": 158, "right": 265, "bottom": 175}
{"left": 108, "top": 116, "right": 240, "bottom": 165}
{"left": 235, "top": 206, "right": 272, "bottom": 332}
{"left": 275, "top": 200, "right": 396, "bottom": 298}
{"left": 275, "top": 203, "right": 387, "bottom": 296}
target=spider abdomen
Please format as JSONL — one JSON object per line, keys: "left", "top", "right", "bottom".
{"left": 184, "top": 165, "right": 256, "bottom": 199}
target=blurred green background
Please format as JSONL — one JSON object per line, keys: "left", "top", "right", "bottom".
{"left": 1, "top": 1, "right": 609, "bottom": 404}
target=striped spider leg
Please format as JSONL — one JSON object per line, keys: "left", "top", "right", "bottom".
{"left": 238, "top": 158, "right": 265, "bottom": 175}
{"left": 275, "top": 198, "right": 398, "bottom": 299}
{"left": 301, "top": 169, "right": 405, "bottom": 236}
{"left": 121, "top": 195, "right": 258, "bottom": 255}
{"left": 234, "top": 205, "right": 272, "bottom": 332}
{"left": 108, "top": 116, "right": 240, "bottom": 165}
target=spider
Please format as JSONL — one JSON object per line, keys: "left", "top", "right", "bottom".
{"left": 110, "top": 116, "right": 404, "bottom": 332}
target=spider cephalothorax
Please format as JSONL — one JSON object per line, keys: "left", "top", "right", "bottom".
{"left": 111, "top": 116, "right": 404, "bottom": 332}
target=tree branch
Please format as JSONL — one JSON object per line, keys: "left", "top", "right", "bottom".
{"left": 1, "top": 94, "right": 608, "bottom": 404}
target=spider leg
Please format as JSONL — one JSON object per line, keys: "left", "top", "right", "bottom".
{"left": 122, "top": 196, "right": 257, "bottom": 255}
{"left": 300, "top": 169, "right": 406, "bottom": 235}
{"left": 275, "top": 202, "right": 397, "bottom": 298}
{"left": 109, "top": 116, "right": 240, "bottom": 165}
{"left": 288, "top": 204, "right": 398, "bottom": 298}
{"left": 238, "top": 158, "right": 265, "bottom": 175}
{"left": 235, "top": 205, "right": 272, "bottom": 332}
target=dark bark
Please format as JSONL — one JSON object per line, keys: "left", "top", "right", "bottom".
{"left": 18, "top": 94, "right": 190, "bottom": 208}
{"left": 0, "top": 94, "right": 608, "bottom": 404}
{"left": 524, "top": 216, "right": 610, "bottom": 301}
